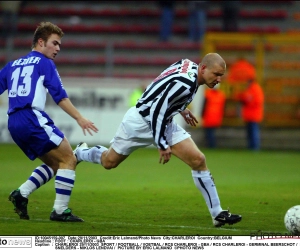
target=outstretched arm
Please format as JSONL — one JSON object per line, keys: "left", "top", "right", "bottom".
{"left": 58, "top": 98, "right": 98, "bottom": 136}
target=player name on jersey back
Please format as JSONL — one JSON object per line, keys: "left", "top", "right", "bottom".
{"left": 12, "top": 56, "right": 41, "bottom": 67}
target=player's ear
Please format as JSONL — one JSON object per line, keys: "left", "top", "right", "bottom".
{"left": 200, "top": 64, "right": 206, "bottom": 74}
{"left": 37, "top": 38, "right": 44, "bottom": 47}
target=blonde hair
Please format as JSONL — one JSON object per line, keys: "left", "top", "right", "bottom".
{"left": 31, "top": 22, "right": 64, "bottom": 49}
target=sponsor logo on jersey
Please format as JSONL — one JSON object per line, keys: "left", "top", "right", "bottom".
{"left": 180, "top": 59, "right": 190, "bottom": 74}
{"left": 153, "top": 68, "right": 177, "bottom": 82}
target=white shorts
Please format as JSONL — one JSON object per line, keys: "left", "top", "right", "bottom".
{"left": 110, "top": 107, "right": 191, "bottom": 155}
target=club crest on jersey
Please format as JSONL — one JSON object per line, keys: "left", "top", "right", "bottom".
{"left": 188, "top": 72, "right": 194, "bottom": 79}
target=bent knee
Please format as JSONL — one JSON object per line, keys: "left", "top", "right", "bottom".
{"left": 41, "top": 151, "right": 77, "bottom": 171}
{"left": 61, "top": 154, "right": 77, "bottom": 169}
{"left": 101, "top": 149, "right": 126, "bottom": 170}
{"left": 190, "top": 152, "right": 206, "bottom": 170}
{"left": 102, "top": 160, "right": 119, "bottom": 170}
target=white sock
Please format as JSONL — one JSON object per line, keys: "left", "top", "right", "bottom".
{"left": 77, "top": 145, "right": 108, "bottom": 164}
{"left": 53, "top": 169, "right": 75, "bottom": 214}
{"left": 19, "top": 164, "right": 54, "bottom": 198}
{"left": 192, "top": 170, "right": 223, "bottom": 218}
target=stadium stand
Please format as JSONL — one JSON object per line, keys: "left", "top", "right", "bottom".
{"left": 1, "top": 0, "right": 300, "bottom": 148}
{"left": 19, "top": 5, "right": 288, "bottom": 19}
{"left": 0, "top": 0, "right": 297, "bottom": 78}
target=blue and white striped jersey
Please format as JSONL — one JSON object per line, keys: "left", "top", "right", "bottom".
{"left": 0, "top": 51, "right": 68, "bottom": 115}
{"left": 136, "top": 59, "right": 199, "bottom": 150}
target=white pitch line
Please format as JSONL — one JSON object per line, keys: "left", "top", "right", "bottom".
{"left": 90, "top": 221, "right": 245, "bottom": 232}
{"left": 0, "top": 216, "right": 251, "bottom": 233}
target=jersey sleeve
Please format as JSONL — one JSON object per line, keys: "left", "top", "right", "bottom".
{"left": 41, "top": 59, "right": 68, "bottom": 104}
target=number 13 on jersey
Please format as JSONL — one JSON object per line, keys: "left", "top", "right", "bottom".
{"left": 9, "top": 65, "right": 35, "bottom": 97}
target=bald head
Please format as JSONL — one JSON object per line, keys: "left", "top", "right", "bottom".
{"left": 197, "top": 53, "right": 226, "bottom": 87}
{"left": 200, "top": 53, "right": 226, "bottom": 70}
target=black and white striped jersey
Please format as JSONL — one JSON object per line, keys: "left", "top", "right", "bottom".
{"left": 136, "top": 58, "right": 199, "bottom": 150}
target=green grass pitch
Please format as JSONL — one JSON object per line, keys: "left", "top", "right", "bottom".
{"left": 0, "top": 143, "right": 299, "bottom": 236}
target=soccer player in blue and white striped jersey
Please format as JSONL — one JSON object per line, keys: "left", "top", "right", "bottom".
{"left": 0, "top": 22, "right": 98, "bottom": 222}
{"left": 75, "top": 53, "right": 242, "bottom": 227}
